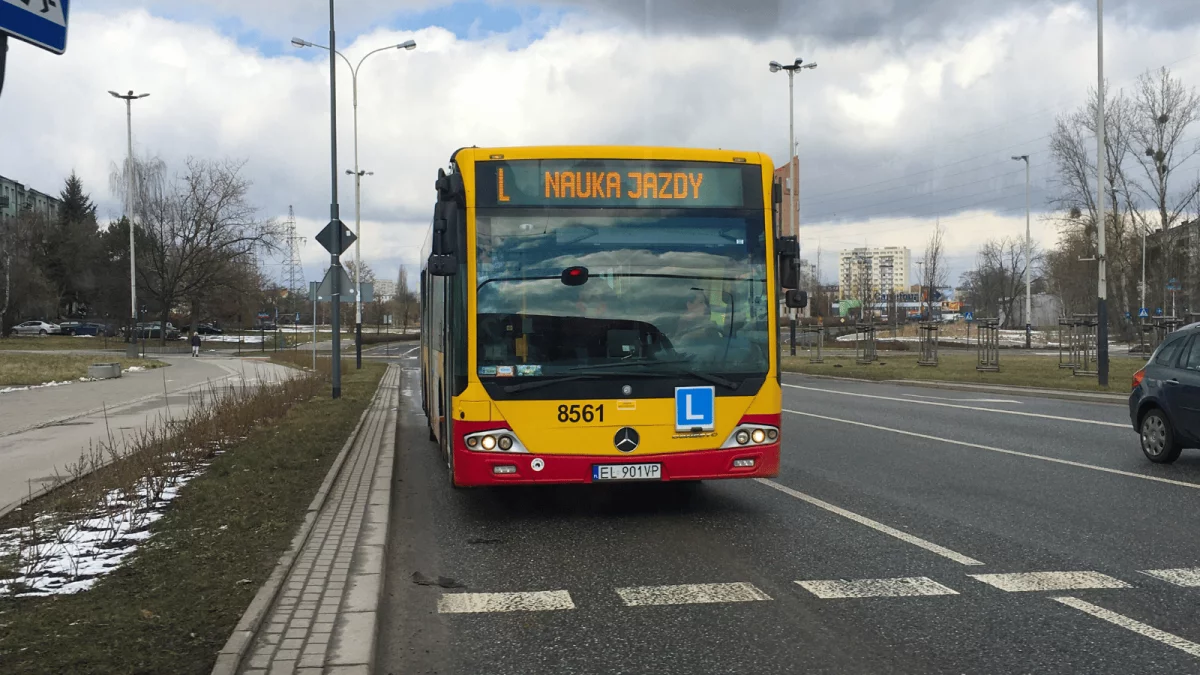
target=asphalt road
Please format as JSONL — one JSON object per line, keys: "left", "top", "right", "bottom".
{"left": 377, "top": 369, "right": 1200, "bottom": 674}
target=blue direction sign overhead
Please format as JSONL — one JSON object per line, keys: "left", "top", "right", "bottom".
{"left": 1, "top": 0, "right": 70, "bottom": 54}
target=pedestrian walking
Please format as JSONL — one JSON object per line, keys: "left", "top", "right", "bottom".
{"left": 190, "top": 331, "right": 201, "bottom": 357}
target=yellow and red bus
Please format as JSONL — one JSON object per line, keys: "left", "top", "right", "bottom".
{"left": 420, "top": 146, "right": 805, "bottom": 487}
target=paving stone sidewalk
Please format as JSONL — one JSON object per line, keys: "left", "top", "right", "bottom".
{"left": 216, "top": 364, "right": 398, "bottom": 675}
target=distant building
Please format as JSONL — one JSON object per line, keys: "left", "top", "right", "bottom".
{"left": 838, "top": 246, "right": 912, "bottom": 300}
{"left": 374, "top": 279, "right": 397, "bottom": 303}
{"left": 0, "top": 174, "right": 62, "bottom": 224}
{"left": 772, "top": 160, "right": 800, "bottom": 238}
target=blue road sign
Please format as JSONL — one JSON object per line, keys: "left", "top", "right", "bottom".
{"left": 1, "top": 0, "right": 70, "bottom": 54}
{"left": 1156, "top": 307, "right": 1163, "bottom": 316}
{"left": 674, "top": 386, "right": 715, "bottom": 432}
{"left": 964, "top": 311, "right": 975, "bottom": 322}
{"left": 1139, "top": 307, "right": 1149, "bottom": 318}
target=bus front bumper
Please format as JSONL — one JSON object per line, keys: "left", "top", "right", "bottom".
{"left": 453, "top": 444, "right": 780, "bottom": 487}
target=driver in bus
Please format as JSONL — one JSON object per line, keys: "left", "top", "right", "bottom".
{"left": 673, "top": 288, "right": 723, "bottom": 354}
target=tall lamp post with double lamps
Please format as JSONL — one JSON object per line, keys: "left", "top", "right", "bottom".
{"left": 109, "top": 89, "right": 150, "bottom": 357}
{"left": 292, "top": 36, "right": 416, "bottom": 368}
{"left": 769, "top": 57, "right": 816, "bottom": 355}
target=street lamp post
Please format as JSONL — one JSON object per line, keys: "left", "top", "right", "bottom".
{"left": 109, "top": 89, "right": 149, "bottom": 358}
{"left": 1012, "top": 154, "right": 1031, "bottom": 348}
{"left": 769, "top": 57, "right": 816, "bottom": 355}
{"left": 293, "top": 36, "right": 416, "bottom": 369}
{"left": 1095, "top": 0, "right": 1109, "bottom": 387}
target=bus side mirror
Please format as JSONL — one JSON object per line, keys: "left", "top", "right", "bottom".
{"left": 785, "top": 289, "right": 808, "bottom": 309}
{"left": 777, "top": 236, "right": 799, "bottom": 289}
{"left": 429, "top": 186, "right": 461, "bottom": 276}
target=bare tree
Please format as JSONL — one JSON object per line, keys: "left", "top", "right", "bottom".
{"left": 921, "top": 220, "right": 948, "bottom": 320}
{"left": 963, "top": 237, "right": 1044, "bottom": 328}
{"left": 111, "top": 156, "right": 280, "bottom": 341}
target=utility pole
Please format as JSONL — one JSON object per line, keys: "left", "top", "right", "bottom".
{"left": 283, "top": 206, "right": 306, "bottom": 321}
{"left": 1095, "top": 0, "right": 1109, "bottom": 387}
{"left": 328, "top": 0, "right": 343, "bottom": 398}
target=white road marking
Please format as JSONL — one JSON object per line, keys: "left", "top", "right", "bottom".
{"left": 755, "top": 478, "right": 984, "bottom": 566}
{"left": 785, "top": 409, "right": 1200, "bottom": 491}
{"left": 796, "top": 576, "right": 959, "bottom": 599}
{"left": 784, "top": 383, "right": 1126, "bottom": 428}
{"left": 1139, "top": 567, "right": 1200, "bottom": 587}
{"left": 401, "top": 345, "right": 420, "bottom": 356}
{"left": 1052, "top": 596, "right": 1200, "bottom": 659}
{"left": 437, "top": 590, "right": 575, "bottom": 614}
{"left": 902, "top": 393, "right": 1022, "bottom": 404}
{"left": 616, "top": 582, "right": 772, "bottom": 606}
{"left": 969, "top": 571, "right": 1130, "bottom": 592}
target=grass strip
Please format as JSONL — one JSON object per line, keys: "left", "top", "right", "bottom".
{"left": 0, "top": 353, "right": 163, "bottom": 387}
{"left": 0, "top": 357, "right": 386, "bottom": 674}
{"left": 781, "top": 352, "right": 1143, "bottom": 393}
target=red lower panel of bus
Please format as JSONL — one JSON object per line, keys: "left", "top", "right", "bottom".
{"left": 451, "top": 444, "right": 781, "bottom": 487}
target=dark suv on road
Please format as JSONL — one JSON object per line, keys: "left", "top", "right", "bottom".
{"left": 1130, "top": 322, "right": 1200, "bottom": 463}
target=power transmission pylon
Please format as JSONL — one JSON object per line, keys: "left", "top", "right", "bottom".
{"left": 282, "top": 206, "right": 306, "bottom": 320}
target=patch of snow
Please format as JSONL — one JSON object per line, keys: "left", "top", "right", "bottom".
{"left": 0, "top": 466, "right": 205, "bottom": 597}
{"left": 201, "top": 335, "right": 266, "bottom": 344}
{"left": 0, "top": 380, "right": 73, "bottom": 395}
{"left": 125, "top": 367, "right": 145, "bottom": 373}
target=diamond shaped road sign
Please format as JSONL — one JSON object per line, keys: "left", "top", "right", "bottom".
{"left": 1, "top": 0, "right": 70, "bottom": 55}
{"left": 315, "top": 219, "right": 356, "bottom": 256}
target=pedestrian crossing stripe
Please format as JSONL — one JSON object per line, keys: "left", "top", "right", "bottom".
{"left": 617, "top": 582, "right": 771, "bottom": 606}
{"left": 437, "top": 590, "right": 575, "bottom": 614}
{"left": 1139, "top": 567, "right": 1200, "bottom": 587}
{"left": 796, "top": 576, "right": 959, "bottom": 599}
{"left": 968, "top": 571, "right": 1130, "bottom": 592}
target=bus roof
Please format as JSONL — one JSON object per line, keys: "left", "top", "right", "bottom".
{"left": 451, "top": 145, "right": 770, "bottom": 166}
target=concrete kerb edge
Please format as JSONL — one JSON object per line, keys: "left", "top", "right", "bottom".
{"left": 781, "top": 371, "right": 1127, "bottom": 404}
{"left": 0, "top": 372, "right": 243, "bottom": 520}
{"left": 210, "top": 369, "right": 389, "bottom": 675}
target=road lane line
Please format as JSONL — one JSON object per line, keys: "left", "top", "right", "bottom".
{"left": 616, "top": 582, "right": 771, "bottom": 606}
{"left": 796, "top": 577, "right": 959, "bottom": 599}
{"left": 1052, "top": 596, "right": 1200, "bottom": 658}
{"left": 1139, "top": 568, "right": 1200, "bottom": 587}
{"left": 783, "top": 383, "right": 1126, "bottom": 427}
{"left": 437, "top": 590, "right": 575, "bottom": 614}
{"left": 755, "top": 478, "right": 985, "bottom": 565}
{"left": 785, "top": 409, "right": 1200, "bottom": 491}
{"left": 969, "top": 571, "right": 1130, "bottom": 592}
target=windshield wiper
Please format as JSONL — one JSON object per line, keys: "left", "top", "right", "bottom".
{"left": 566, "top": 356, "right": 691, "bottom": 371}
{"left": 502, "top": 374, "right": 598, "bottom": 394}
{"left": 572, "top": 359, "right": 740, "bottom": 390}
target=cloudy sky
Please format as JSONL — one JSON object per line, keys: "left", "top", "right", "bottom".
{"left": 3, "top": 0, "right": 1199, "bottom": 292}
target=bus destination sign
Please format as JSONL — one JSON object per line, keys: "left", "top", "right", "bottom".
{"left": 475, "top": 160, "right": 753, "bottom": 208}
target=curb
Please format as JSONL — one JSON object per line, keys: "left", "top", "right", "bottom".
{"left": 209, "top": 372, "right": 385, "bottom": 675}
{"left": 783, "top": 372, "right": 1127, "bottom": 405}
{"left": 883, "top": 379, "right": 1128, "bottom": 404}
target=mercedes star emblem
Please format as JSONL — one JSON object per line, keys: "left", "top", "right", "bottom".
{"left": 613, "top": 427, "right": 640, "bottom": 452}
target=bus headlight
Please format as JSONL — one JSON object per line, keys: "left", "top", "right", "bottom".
{"left": 463, "top": 429, "right": 530, "bottom": 453}
{"left": 721, "top": 424, "right": 779, "bottom": 449}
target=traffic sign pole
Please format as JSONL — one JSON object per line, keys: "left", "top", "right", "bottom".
{"left": 326, "top": 0, "right": 342, "bottom": 399}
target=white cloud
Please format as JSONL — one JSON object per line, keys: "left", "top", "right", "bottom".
{"left": 1, "top": 4, "right": 1199, "bottom": 290}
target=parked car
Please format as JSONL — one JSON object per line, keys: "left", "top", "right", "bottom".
{"left": 58, "top": 320, "right": 83, "bottom": 335}
{"left": 183, "top": 323, "right": 224, "bottom": 335}
{"left": 1130, "top": 321, "right": 1200, "bottom": 463}
{"left": 133, "top": 321, "right": 182, "bottom": 340}
{"left": 11, "top": 320, "right": 62, "bottom": 336}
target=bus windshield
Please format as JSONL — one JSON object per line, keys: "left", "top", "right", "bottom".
{"left": 475, "top": 211, "right": 770, "bottom": 379}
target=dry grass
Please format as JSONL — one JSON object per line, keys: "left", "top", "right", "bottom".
{"left": 0, "top": 336, "right": 124, "bottom": 352}
{"left": 0, "top": 353, "right": 163, "bottom": 387}
{"left": 782, "top": 352, "right": 1144, "bottom": 393}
